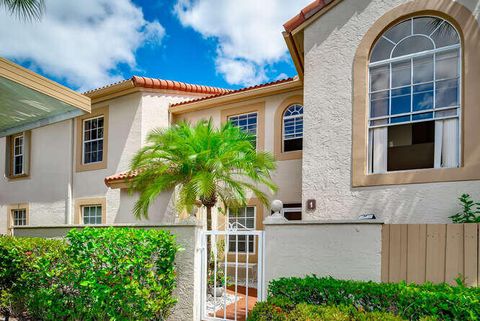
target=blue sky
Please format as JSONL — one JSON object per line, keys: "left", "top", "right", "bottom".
{"left": 0, "top": 0, "right": 310, "bottom": 92}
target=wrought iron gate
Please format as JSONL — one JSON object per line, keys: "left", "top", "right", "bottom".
{"left": 200, "top": 224, "right": 264, "bottom": 321}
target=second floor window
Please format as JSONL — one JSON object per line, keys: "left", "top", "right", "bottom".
{"left": 228, "top": 112, "right": 258, "bottom": 148}
{"left": 283, "top": 104, "right": 303, "bottom": 152}
{"left": 368, "top": 16, "right": 460, "bottom": 173}
{"left": 83, "top": 116, "right": 104, "bottom": 164}
{"left": 12, "top": 134, "right": 24, "bottom": 175}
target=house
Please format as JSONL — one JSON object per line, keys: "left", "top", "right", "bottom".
{"left": 2, "top": 0, "right": 480, "bottom": 235}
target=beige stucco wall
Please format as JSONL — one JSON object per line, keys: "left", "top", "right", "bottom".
{"left": 176, "top": 90, "right": 304, "bottom": 206}
{"left": 13, "top": 223, "right": 202, "bottom": 321}
{"left": 1, "top": 91, "right": 207, "bottom": 233}
{"left": 264, "top": 221, "right": 383, "bottom": 287}
{"left": 302, "top": 0, "right": 480, "bottom": 223}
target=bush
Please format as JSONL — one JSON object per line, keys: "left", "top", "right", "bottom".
{"left": 268, "top": 276, "right": 480, "bottom": 320}
{"left": 0, "top": 235, "right": 66, "bottom": 319}
{"left": 1, "top": 227, "right": 181, "bottom": 321}
{"left": 248, "top": 301, "right": 406, "bottom": 321}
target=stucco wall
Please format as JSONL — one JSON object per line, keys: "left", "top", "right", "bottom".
{"left": 302, "top": 0, "right": 480, "bottom": 223}
{"left": 13, "top": 223, "right": 202, "bottom": 321}
{"left": 263, "top": 221, "right": 383, "bottom": 287}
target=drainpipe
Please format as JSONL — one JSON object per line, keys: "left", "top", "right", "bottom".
{"left": 66, "top": 118, "right": 74, "bottom": 224}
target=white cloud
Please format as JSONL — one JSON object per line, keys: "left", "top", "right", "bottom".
{"left": 0, "top": 0, "right": 165, "bottom": 91}
{"left": 174, "top": 0, "right": 310, "bottom": 86}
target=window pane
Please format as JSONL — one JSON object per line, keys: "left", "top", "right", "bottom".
{"left": 392, "top": 60, "right": 411, "bottom": 88}
{"left": 436, "top": 79, "right": 459, "bottom": 108}
{"left": 391, "top": 86, "right": 411, "bottom": 115}
{"left": 413, "top": 17, "right": 440, "bottom": 35}
{"left": 431, "top": 22, "right": 460, "bottom": 48}
{"left": 435, "top": 50, "right": 459, "bottom": 80}
{"left": 435, "top": 108, "right": 457, "bottom": 118}
{"left": 391, "top": 115, "right": 410, "bottom": 124}
{"left": 370, "top": 65, "right": 389, "bottom": 91}
{"left": 370, "top": 91, "right": 389, "bottom": 117}
{"left": 413, "top": 55, "right": 433, "bottom": 84}
{"left": 384, "top": 19, "right": 412, "bottom": 43}
{"left": 370, "top": 38, "right": 395, "bottom": 62}
{"left": 412, "top": 112, "right": 433, "bottom": 121}
{"left": 392, "top": 36, "right": 434, "bottom": 58}
{"left": 413, "top": 83, "right": 433, "bottom": 111}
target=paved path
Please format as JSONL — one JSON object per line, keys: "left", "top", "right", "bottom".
{"left": 211, "top": 287, "right": 257, "bottom": 321}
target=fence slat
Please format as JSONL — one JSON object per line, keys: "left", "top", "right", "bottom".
{"left": 407, "top": 224, "right": 426, "bottom": 284}
{"left": 464, "top": 224, "right": 478, "bottom": 286}
{"left": 388, "top": 225, "right": 402, "bottom": 282}
{"left": 445, "top": 224, "right": 464, "bottom": 285}
{"left": 381, "top": 224, "right": 390, "bottom": 282}
{"left": 426, "top": 224, "right": 446, "bottom": 283}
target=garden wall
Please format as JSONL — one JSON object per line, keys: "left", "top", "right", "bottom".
{"left": 263, "top": 220, "right": 383, "bottom": 290}
{"left": 13, "top": 223, "right": 202, "bottom": 321}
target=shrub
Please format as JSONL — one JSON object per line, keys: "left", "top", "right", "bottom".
{"left": 248, "top": 302, "right": 406, "bottom": 321}
{"left": 26, "top": 227, "right": 181, "bottom": 321}
{"left": 449, "top": 193, "right": 480, "bottom": 223}
{"left": 268, "top": 276, "right": 480, "bottom": 320}
{"left": 0, "top": 235, "right": 66, "bottom": 319}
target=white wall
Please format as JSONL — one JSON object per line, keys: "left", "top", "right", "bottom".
{"left": 264, "top": 221, "right": 383, "bottom": 286}
{"left": 302, "top": 0, "right": 480, "bottom": 223}
{"left": 0, "top": 120, "right": 73, "bottom": 234}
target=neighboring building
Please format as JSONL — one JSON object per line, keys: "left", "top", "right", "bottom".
{"left": 3, "top": 0, "right": 480, "bottom": 234}
{"left": 284, "top": 0, "right": 480, "bottom": 223}
{"left": 0, "top": 76, "right": 227, "bottom": 234}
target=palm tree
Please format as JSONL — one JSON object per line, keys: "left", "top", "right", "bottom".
{"left": 130, "top": 119, "right": 277, "bottom": 226}
{"left": 129, "top": 119, "right": 277, "bottom": 268}
{"left": 0, "top": 0, "right": 45, "bottom": 21}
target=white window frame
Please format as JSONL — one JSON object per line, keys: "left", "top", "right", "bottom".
{"left": 282, "top": 104, "right": 303, "bottom": 152}
{"left": 368, "top": 16, "right": 462, "bottom": 173}
{"left": 12, "top": 208, "right": 27, "bottom": 226}
{"left": 228, "top": 112, "right": 258, "bottom": 147}
{"left": 227, "top": 206, "right": 256, "bottom": 254}
{"left": 81, "top": 204, "right": 103, "bottom": 225}
{"left": 82, "top": 116, "right": 104, "bottom": 165}
{"left": 12, "top": 133, "right": 24, "bottom": 176}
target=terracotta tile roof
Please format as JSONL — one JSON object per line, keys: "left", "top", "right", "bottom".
{"left": 104, "top": 171, "right": 137, "bottom": 187}
{"left": 84, "top": 76, "right": 229, "bottom": 96}
{"left": 283, "top": 0, "right": 337, "bottom": 32}
{"left": 171, "top": 77, "right": 296, "bottom": 108}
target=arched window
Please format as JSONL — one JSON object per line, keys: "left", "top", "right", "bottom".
{"left": 283, "top": 104, "right": 303, "bottom": 152}
{"left": 368, "top": 16, "right": 461, "bottom": 173}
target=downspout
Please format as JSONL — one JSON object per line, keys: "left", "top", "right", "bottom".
{"left": 66, "top": 118, "right": 74, "bottom": 224}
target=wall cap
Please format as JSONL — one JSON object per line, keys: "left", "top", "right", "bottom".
{"left": 13, "top": 223, "right": 202, "bottom": 230}
{"left": 263, "top": 219, "right": 384, "bottom": 226}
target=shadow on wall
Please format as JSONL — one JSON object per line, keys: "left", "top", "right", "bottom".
{"left": 114, "top": 189, "right": 178, "bottom": 224}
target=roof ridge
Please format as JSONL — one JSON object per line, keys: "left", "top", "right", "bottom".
{"left": 170, "top": 76, "right": 297, "bottom": 108}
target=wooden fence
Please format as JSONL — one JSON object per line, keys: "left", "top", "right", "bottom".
{"left": 381, "top": 224, "right": 479, "bottom": 286}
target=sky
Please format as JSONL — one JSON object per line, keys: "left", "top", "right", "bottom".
{"left": 0, "top": 0, "right": 311, "bottom": 92}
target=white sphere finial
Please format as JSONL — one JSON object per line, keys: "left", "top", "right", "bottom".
{"left": 271, "top": 199, "right": 283, "bottom": 214}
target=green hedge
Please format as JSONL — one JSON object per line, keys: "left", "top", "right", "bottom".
{"left": 267, "top": 276, "right": 480, "bottom": 320}
{"left": 248, "top": 300, "right": 407, "bottom": 321}
{"left": 0, "top": 236, "right": 66, "bottom": 319}
{"left": 0, "top": 227, "right": 180, "bottom": 321}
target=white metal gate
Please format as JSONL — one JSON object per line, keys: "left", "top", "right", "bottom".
{"left": 200, "top": 224, "right": 264, "bottom": 321}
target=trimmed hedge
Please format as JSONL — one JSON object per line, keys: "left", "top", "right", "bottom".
{"left": 267, "top": 276, "right": 480, "bottom": 320}
{"left": 0, "top": 227, "right": 180, "bottom": 321}
{"left": 248, "top": 301, "right": 407, "bottom": 321}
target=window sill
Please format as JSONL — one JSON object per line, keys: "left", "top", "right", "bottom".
{"left": 352, "top": 165, "right": 480, "bottom": 187}
{"left": 75, "top": 161, "right": 107, "bottom": 172}
{"left": 6, "top": 173, "right": 30, "bottom": 180}
{"left": 275, "top": 150, "right": 302, "bottom": 161}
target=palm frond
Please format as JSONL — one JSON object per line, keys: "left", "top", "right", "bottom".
{"left": 1, "top": 0, "right": 45, "bottom": 21}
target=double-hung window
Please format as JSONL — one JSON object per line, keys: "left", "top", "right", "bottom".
{"left": 228, "top": 112, "right": 258, "bottom": 148}
{"left": 227, "top": 206, "right": 256, "bottom": 253}
{"left": 82, "top": 116, "right": 104, "bottom": 164}
{"left": 368, "top": 16, "right": 461, "bottom": 173}
{"left": 5, "top": 131, "right": 30, "bottom": 178}
{"left": 12, "top": 134, "right": 24, "bottom": 175}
